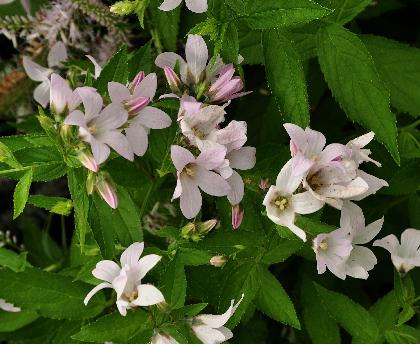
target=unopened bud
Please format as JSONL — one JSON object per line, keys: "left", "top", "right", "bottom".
{"left": 128, "top": 71, "right": 145, "bottom": 92}
{"left": 78, "top": 150, "right": 98, "bottom": 173}
{"left": 110, "top": 1, "right": 135, "bottom": 15}
{"left": 198, "top": 219, "right": 217, "bottom": 234}
{"left": 210, "top": 255, "right": 227, "bottom": 267}
{"left": 86, "top": 172, "right": 96, "bottom": 195}
{"left": 95, "top": 173, "right": 118, "bottom": 209}
{"left": 125, "top": 96, "right": 150, "bottom": 116}
{"left": 164, "top": 66, "right": 181, "bottom": 93}
{"left": 258, "top": 178, "right": 270, "bottom": 191}
{"left": 231, "top": 204, "right": 244, "bottom": 230}
{"left": 181, "top": 223, "right": 196, "bottom": 239}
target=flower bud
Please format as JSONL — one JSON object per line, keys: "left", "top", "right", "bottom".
{"left": 210, "top": 255, "right": 227, "bottom": 267}
{"left": 110, "top": 1, "right": 135, "bottom": 15}
{"left": 125, "top": 96, "right": 150, "bottom": 116}
{"left": 231, "top": 204, "right": 244, "bottom": 230}
{"left": 258, "top": 178, "right": 270, "bottom": 191}
{"left": 78, "top": 150, "right": 98, "bottom": 173}
{"left": 86, "top": 172, "right": 96, "bottom": 195}
{"left": 128, "top": 71, "right": 145, "bottom": 92}
{"left": 164, "top": 66, "right": 181, "bottom": 93}
{"left": 95, "top": 174, "right": 118, "bottom": 209}
{"left": 181, "top": 223, "right": 196, "bottom": 239}
{"left": 198, "top": 219, "right": 217, "bottom": 235}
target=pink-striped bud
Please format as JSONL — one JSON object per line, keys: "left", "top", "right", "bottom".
{"left": 128, "top": 71, "right": 145, "bottom": 92}
{"left": 78, "top": 150, "right": 99, "bottom": 173}
{"left": 210, "top": 255, "right": 227, "bottom": 267}
{"left": 96, "top": 175, "right": 118, "bottom": 209}
{"left": 164, "top": 66, "right": 181, "bottom": 93}
{"left": 125, "top": 96, "right": 150, "bottom": 116}
{"left": 231, "top": 204, "right": 244, "bottom": 230}
{"left": 258, "top": 178, "right": 270, "bottom": 191}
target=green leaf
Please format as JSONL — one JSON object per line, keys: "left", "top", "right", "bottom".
{"left": 397, "top": 305, "right": 415, "bottom": 326}
{"left": 227, "top": 0, "right": 332, "bottom": 30}
{"left": 72, "top": 309, "right": 151, "bottom": 343}
{"left": 385, "top": 325, "right": 420, "bottom": 344}
{"left": 0, "top": 141, "right": 22, "bottom": 168}
{"left": 160, "top": 254, "right": 186, "bottom": 310}
{"left": 149, "top": 0, "right": 180, "bottom": 51}
{"left": 255, "top": 267, "right": 300, "bottom": 329}
{"left": 317, "top": 0, "right": 372, "bottom": 24}
{"left": 179, "top": 247, "right": 213, "bottom": 266}
{"left": 369, "top": 291, "right": 399, "bottom": 341}
{"left": 384, "top": 159, "right": 420, "bottom": 195}
{"left": 171, "top": 303, "right": 208, "bottom": 319}
{"left": 394, "top": 271, "right": 415, "bottom": 306}
{"left": 95, "top": 45, "right": 128, "bottom": 95}
{"left": 67, "top": 168, "right": 91, "bottom": 251}
{"left": 315, "top": 283, "right": 379, "bottom": 343}
{"left": 0, "top": 310, "right": 39, "bottom": 332}
{"left": 13, "top": 168, "right": 33, "bottom": 219}
{"left": 128, "top": 41, "right": 152, "bottom": 78}
{"left": 261, "top": 237, "right": 303, "bottom": 264}
{"left": 262, "top": 29, "right": 310, "bottom": 127}
{"left": 301, "top": 277, "right": 340, "bottom": 344}
{"left": 0, "top": 248, "right": 28, "bottom": 272}
{"left": 317, "top": 24, "right": 400, "bottom": 164}
{"left": 0, "top": 268, "right": 104, "bottom": 320}
{"left": 27, "top": 195, "right": 73, "bottom": 216}
{"left": 363, "top": 35, "right": 420, "bottom": 118}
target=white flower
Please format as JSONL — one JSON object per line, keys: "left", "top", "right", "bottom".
{"left": 263, "top": 159, "right": 324, "bottom": 241}
{"left": 346, "top": 132, "right": 381, "bottom": 167}
{"left": 0, "top": 298, "right": 20, "bottom": 312}
{"left": 313, "top": 228, "right": 353, "bottom": 280}
{"left": 340, "top": 202, "right": 383, "bottom": 279}
{"left": 84, "top": 242, "right": 165, "bottom": 316}
{"left": 151, "top": 332, "right": 179, "bottom": 344}
{"left": 191, "top": 294, "right": 244, "bottom": 344}
{"left": 23, "top": 41, "right": 67, "bottom": 107}
{"left": 374, "top": 228, "right": 420, "bottom": 273}
{"left": 159, "top": 0, "right": 207, "bottom": 14}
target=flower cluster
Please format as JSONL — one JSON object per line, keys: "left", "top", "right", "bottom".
{"left": 263, "top": 123, "right": 388, "bottom": 242}
{"left": 155, "top": 35, "right": 255, "bottom": 221}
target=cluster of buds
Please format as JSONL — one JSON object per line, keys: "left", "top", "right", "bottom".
{"left": 180, "top": 219, "right": 218, "bottom": 241}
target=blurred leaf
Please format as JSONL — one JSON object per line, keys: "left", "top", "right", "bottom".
{"left": 385, "top": 325, "right": 420, "bottom": 344}
{"left": 0, "top": 248, "right": 27, "bottom": 272}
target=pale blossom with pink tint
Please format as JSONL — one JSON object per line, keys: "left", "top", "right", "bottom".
{"left": 374, "top": 228, "right": 420, "bottom": 273}
{"left": 64, "top": 88, "right": 133, "bottom": 165}
{"left": 108, "top": 72, "right": 172, "bottom": 157}
{"left": 171, "top": 145, "right": 230, "bottom": 219}
{"left": 263, "top": 160, "right": 324, "bottom": 241}
{"left": 159, "top": 0, "right": 207, "bottom": 13}
{"left": 77, "top": 150, "right": 98, "bottom": 173}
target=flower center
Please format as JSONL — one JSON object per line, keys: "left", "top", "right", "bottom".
{"left": 192, "top": 127, "right": 206, "bottom": 139}
{"left": 184, "top": 163, "right": 195, "bottom": 177}
{"left": 125, "top": 290, "right": 138, "bottom": 302}
{"left": 308, "top": 172, "right": 322, "bottom": 190}
{"left": 319, "top": 241, "right": 328, "bottom": 250}
{"left": 273, "top": 196, "right": 288, "bottom": 211}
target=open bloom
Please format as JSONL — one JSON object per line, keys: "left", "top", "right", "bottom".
{"left": 159, "top": 0, "right": 207, "bottom": 14}
{"left": 339, "top": 202, "right": 383, "bottom": 279}
{"left": 23, "top": 41, "right": 67, "bottom": 107}
{"left": 64, "top": 88, "right": 133, "bottom": 165}
{"left": 374, "top": 228, "right": 420, "bottom": 273}
{"left": 263, "top": 160, "right": 324, "bottom": 241}
{"left": 108, "top": 72, "right": 172, "bottom": 156}
{"left": 152, "top": 332, "right": 179, "bottom": 344}
{"left": 191, "top": 294, "right": 244, "bottom": 344}
{"left": 0, "top": 298, "right": 20, "bottom": 312}
{"left": 313, "top": 228, "right": 353, "bottom": 280}
{"left": 171, "top": 145, "right": 231, "bottom": 219}
{"left": 84, "top": 242, "right": 165, "bottom": 316}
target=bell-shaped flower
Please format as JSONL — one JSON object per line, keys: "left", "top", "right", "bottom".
{"left": 84, "top": 242, "right": 165, "bottom": 316}
{"left": 49, "top": 73, "right": 85, "bottom": 115}
{"left": 151, "top": 332, "right": 179, "bottom": 344}
{"left": 23, "top": 41, "right": 67, "bottom": 107}
{"left": 64, "top": 88, "right": 133, "bottom": 165}
{"left": 159, "top": 0, "right": 207, "bottom": 14}
{"left": 313, "top": 228, "right": 353, "bottom": 280}
{"left": 0, "top": 298, "right": 20, "bottom": 312}
{"left": 108, "top": 72, "right": 172, "bottom": 157}
{"left": 374, "top": 228, "right": 420, "bottom": 273}
{"left": 171, "top": 145, "right": 231, "bottom": 219}
{"left": 339, "top": 202, "right": 383, "bottom": 279}
{"left": 263, "top": 160, "right": 324, "bottom": 241}
{"left": 191, "top": 294, "right": 244, "bottom": 344}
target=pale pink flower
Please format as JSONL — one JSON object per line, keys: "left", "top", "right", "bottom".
{"left": 263, "top": 160, "right": 324, "bottom": 241}
{"left": 108, "top": 72, "right": 172, "bottom": 157}
{"left": 340, "top": 202, "right": 383, "bottom": 279}
{"left": 0, "top": 298, "right": 20, "bottom": 312}
{"left": 84, "top": 242, "right": 165, "bottom": 316}
{"left": 159, "top": 0, "right": 207, "bottom": 14}
{"left": 23, "top": 41, "right": 67, "bottom": 107}
{"left": 374, "top": 228, "right": 420, "bottom": 273}
{"left": 64, "top": 88, "right": 133, "bottom": 165}
{"left": 231, "top": 204, "right": 244, "bottom": 230}
{"left": 191, "top": 294, "right": 244, "bottom": 344}
{"left": 313, "top": 228, "right": 353, "bottom": 280}
{"left": 171, "top": 145, "right": 231, "bottom": 219}
{"left": 49, "top": 73, "right": 85, "bottom": 115}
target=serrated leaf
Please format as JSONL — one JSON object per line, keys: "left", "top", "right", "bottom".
{"left": 95, "top": 45, "right": 128, "bottom": 95}
{"left": 263, "top": 29, "right": 310, "bottom": 127}
{"left": 315, "top": 283, "right": 379, "bottom": 343}
{"left": 0, "top": 141, "right": 22, "bottom": 168}
{"left": 0, "top": 310, "right": 39, "bottom": 332}
{"left": 262, "top": 236, "right": 303, "bottom": 264}
{"left": 0, "top": 268, "right": 105, "bottom": 320}
{"left": 317, "top": 24, "right": 400, "bottom": 164}
{"left": 363, "top": 35, "right": 420, "bottom": 118}
{"left": 128, "top": 41, "right": 152, "bottom": 78}
{"left": 255, "top": 267, "right": 300, "bottom": 329}
{"left": 27, "top": 195, "right": 73, "bottom": 216}
{"left": 369, "top": 291, "right": 399, "bottom": 341}
{"left": 384, "top": 159, "right": 420, "bottom": 195}
{"left": 13, "top": 168, "right": 32, "bottom": 219}
{"left": 0, "top": 248, "right": 28, "bottom": 272}
{"left": 179, "top": 247, "right": 213, "bottom": 266}
{"left": 160, "top": 254, "right": 186, "bottom": 310}
{"left": 317, "top": 0, "right": 372, "bottom": 24}
{"left": 72, "top": 309, "right": 151, "bottom": 343}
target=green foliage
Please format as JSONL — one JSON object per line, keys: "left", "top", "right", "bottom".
{"left": 0, "top": 248, "right": 28, "bottom": 272}
{"left": 13, "top": 168, "right": 32, "bottom": 219}
{"left": 160, "top": 254, "right": 187, "bottom": 309}
{"left": 27, "top": 195, "right": 73, "bottom": 216}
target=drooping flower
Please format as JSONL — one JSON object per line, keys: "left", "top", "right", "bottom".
{"left": 151, "top": 332, "right": 180, "bottom": 344}
{"left": 84, "top": 242, "right": 165, "bottom": 316}
{"left": 339, "top": 202, "right": 383, "bottom": 279}
{"left": 313, "top": 228, "right": 353, "bottom": 280}
{"left": 263, "top": 160, "right": 324, "bottom": 241}
{"left": 171, "top": 145, "right": 231, "bottom": 219}
{"left": 374, "top": 228, "right": 420, "bottom": 273}
{"left": 23, "top": 41, "right": 68, "bottom": 107}
{"left": 64, "top": 88, "right": 133, "bottom": 165}
{"left": 191, "top": 294, "right": 244, "bottom": 344}
{"left": 0, "top": 298, "right": 20, "bottom": 312}
{"left": 159, "top": 0, "right": 207, "bottom": 14}
{"left": 108, "top": 72, "right": 172, "bottom": 157}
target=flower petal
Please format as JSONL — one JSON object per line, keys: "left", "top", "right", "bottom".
{"left": 373, "top": 234, "right": 399, "bottom": 254}
{"left": 171, "top": 145, "right": 195, "bottom": 171}
{"left": 292, "top": 191, "right": 324, "bottom": 215}
{"left": 120, "top": 242, "right": 144, "bottom": 267}
{"left": 275, "top": 159, "right": 303, "bottom": 195}
{"left": 92, "top": 260, "right": 121, "bottom": 283}
{"left": 138, "top": 254, "right": 162, "bottom": 279}
{"left": 195, "top": 166, "right": 231, "bottom": 197}
{"left": 158, "top": 0, "right": 182, "bottom": 11}
{"left": 50, "top": 73, "right": 72, "bottom": 114}
{"left": 132, "top": 284, "right": 165, "bottom": 306}
{"left": 345, "top": 246, "right": 377, "bottom": 279}
{"left": 125, "top": 123, "right": 149, "bottom": 157}
{"left": 33, "top": 81, "right": 50, "bottom": 108}
{"left": 84, "top": 282, "right": 112, "bottom": 305}
{"left": 185, "top": 34, "right": 208, "bottom": 83}
{"left": 185, "top": 0, "right": 208, "bottom": 13}
{"left": 196, "top": 145, "right": 227, "bottom": 170}
{"left": 401, "top": 228, "right": 420, "bottom": 256}
{"left": 108, "top": 82, "right": 130, "bottom": 103}
{"left": 226, "top": 170, "right": 244, "bottom": 205}
{"left": 22, "top": 56, "right": 51, "bottom": 81}
{"left": 90, "top": 137, "right": 111, "bottom": 165}
{"left": 86, "top": 55, "right": 102, "bottom": 79}
{"left": 134, "top": 73, "right": 158, "bottom": 100}
{"left": 78, "top": 88, "right": 103, "bottom": 121}
{"left": 94, "top": 102, "right": 128, "bottom": 131}
{"left": 97, "top": 130, "right": 134, "bottom": 161}
{"left": 180, "top": 175, "right": 202, "bottom": 219}
{"left": 135, "top": 107, "right": 172, "bottom": 129}
{"left": 48, "top": 41, "right": 67, "bottom": 67}
{"left": 227, "top": 146, "right": 256, "bottom": 170}
{"left": 192, "top": 325, "right": 228, "bottom": 344}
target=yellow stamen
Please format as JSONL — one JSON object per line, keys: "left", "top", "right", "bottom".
{"left": 273, "top": 196, "right": 288, "bottom": 211}
{"left": 319, "top": 241, "right": 328, "bottom": 250}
